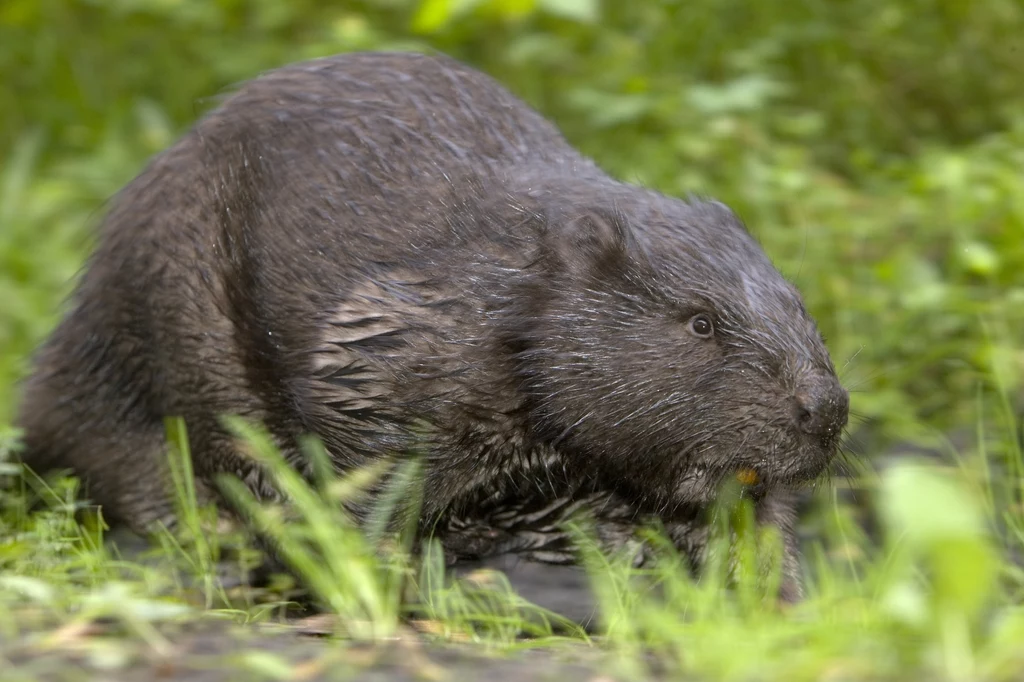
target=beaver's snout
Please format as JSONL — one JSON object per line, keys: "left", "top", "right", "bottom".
{"left": 793, "top": 373, "right": 849, "bottom": 446}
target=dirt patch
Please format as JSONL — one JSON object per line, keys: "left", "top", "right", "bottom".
{"left": 3, "top": 617, "right": 628, "bottom": 682}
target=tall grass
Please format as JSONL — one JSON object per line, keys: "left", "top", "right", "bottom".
{"left": 2, "top": 358, "right": 1022, "bottom": 679}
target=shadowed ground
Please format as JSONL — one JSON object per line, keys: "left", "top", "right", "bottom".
{"left": 3, "top": 618, "right": 623, "bottom": 682}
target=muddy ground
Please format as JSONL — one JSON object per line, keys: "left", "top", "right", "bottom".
{"left": 1, "top": 551, "right": 635, "bottom": 682}
{"left": 3, "top": 620, "right": 624, "bottom": 682}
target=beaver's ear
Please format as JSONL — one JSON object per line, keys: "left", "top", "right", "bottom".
{"left": 550, "top": 208, "right": 643, "bottom": 276}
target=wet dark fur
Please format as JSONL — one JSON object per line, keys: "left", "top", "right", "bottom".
{"left": 16, "top": 52, "right": 848, "bottom": 601}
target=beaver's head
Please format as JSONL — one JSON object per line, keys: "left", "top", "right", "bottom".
{"left": 508, "top": 179, "right": 848, "bottom": 511}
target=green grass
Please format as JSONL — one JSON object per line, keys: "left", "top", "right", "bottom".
{"left": 2, "top": 0, "right": 1023, "bottom": 679}
{"left": 2, "top": 389, "right": 1022, "bottom": 680}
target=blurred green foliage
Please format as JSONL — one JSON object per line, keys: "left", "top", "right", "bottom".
{"left": 1, "top": 0, "right": 1022, "bottom": 447}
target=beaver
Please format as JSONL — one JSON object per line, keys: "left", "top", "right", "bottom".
{"left": 15, "top": 51, "right": 849, "bottom": 602}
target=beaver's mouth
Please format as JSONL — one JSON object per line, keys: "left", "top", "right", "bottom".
{"left": 731, "top": 446, "right": 837, "bottom": 491}
{"left": 732, "top": 467, "right": 770, "bottom": 500}
{"left": 674, "top": 451, "right": 834, "bottom": 508}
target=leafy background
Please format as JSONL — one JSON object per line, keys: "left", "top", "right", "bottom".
{"left": 2, "top": 0, "right": 1023, "bottom": 452}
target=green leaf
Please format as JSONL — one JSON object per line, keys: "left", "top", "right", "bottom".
{"left": 0, "top": 575, "right": 55, "bottom": 604}
{"left": 538, "top": 0, "right": 599, "bottom": 22}
{"left": 238, "top": 651, "right": 296, "bottom": 680}
{"left": 880, "top": 463, "right": 999, "bottom": 619}
{"left": 412, "top": 0, "right": 482, "bottom": 33}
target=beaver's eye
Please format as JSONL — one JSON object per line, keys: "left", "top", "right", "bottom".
{"left": 688, "top": 314, "right": 714, "bottom": 338}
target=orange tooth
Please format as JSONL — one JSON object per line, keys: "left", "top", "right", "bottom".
{"left": 736, "top": 468, "right": 759, "bottom": 486}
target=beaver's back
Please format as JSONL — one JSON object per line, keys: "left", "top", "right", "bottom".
{"left": 107, "top": 51, "right": 598, "bottom": 268}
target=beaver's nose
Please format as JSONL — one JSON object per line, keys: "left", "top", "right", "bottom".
{"left": 793, "top": 374, "right": 849, "bottom": 441}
